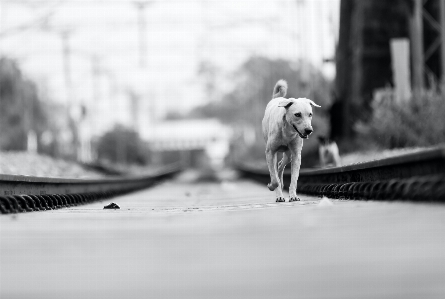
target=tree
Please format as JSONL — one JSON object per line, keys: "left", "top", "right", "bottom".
{"left": 0, "top": 57, "right": 47, "bottom": 151}
{"left": 193, "top": 56, "right": 331, "bottom": 125}
{"left": 96, "top": 125, "right": 149, "bottom": 165}
{"left": 197, "top": 60, "right": 221, "bottom": 102}
{"left": 191, "top": 56, "right": 332, "bottom": 166}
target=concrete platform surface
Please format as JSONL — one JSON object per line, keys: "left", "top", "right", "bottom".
{"left": 1, "top": 178, "right": 445, "bottom": 299}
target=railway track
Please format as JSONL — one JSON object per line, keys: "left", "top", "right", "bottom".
{"left": 236, "top": 146, "right": 445, "bottom": 202}
{"left": 2, "top": 146, "right": 444, "bottom": 215}
{"left": 0, "top": 163, "right": 182, "bottom": 214}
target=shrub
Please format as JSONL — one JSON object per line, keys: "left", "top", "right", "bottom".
{"left": 361, "top": 89, "right": 445, "bottom": 148}
{"left": 0, "top": 57, "right": 48, "bottom": 151}
{"left": 96, "top": 125, "right": 149, "bottom": 165}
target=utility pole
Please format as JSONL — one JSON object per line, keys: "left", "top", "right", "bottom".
{"left": 58, "top": 29, "right": 81, "bottom": 159}
{"left": 127, "top": 90, "right": 140, "bottom": 132}
{"left": 60, "top": 30, "right": 74, "bottom": 104}
{"left": 81, "top": 54, "right": 102, "bottom": 162}
{"left": 39, "top": 22, "right": 74, "bottom": 105}
{"left": 134, "top": 1, "right": 151, "bottom": 69}
{"left": 0, "top": 0, "right": 5, "bottom": 35}
{"left": 91, "top": 54, "right": 101, "bottom": 103}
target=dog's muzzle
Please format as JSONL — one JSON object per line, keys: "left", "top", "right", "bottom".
{"left": 292, "top": 124, "right": 309, "bottom": 139}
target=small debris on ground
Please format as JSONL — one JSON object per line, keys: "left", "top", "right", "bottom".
{"left": 220, "top": 181, "right": 237, "bottom": 191}
{"left": 318, "top": 197, "right": 334, "bottom": 207}
{"left": 103, "top": 203, "right": 120, "bottom": 209}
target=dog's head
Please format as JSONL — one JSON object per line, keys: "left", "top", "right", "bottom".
{"left": 317, "top": 136, "right": 329, "bottom": 146}
{"left": 278, "top": 97, "right": 321, "bottom": 139}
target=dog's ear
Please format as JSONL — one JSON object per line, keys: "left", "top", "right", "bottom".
{"left": 309, "top": 100, "right": 321, "bottom": 108}
{"left": 278, "top": 99, "right": 294, "bottom": 109}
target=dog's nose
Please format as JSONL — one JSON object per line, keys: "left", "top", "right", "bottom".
{"left": 304, "top": 128, "right": 313, "bottom": 135}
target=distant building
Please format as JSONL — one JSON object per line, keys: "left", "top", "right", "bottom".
{"left": 146, "top": 119, "right": 232, "bottom": 167}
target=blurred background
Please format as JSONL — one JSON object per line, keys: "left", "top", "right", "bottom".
{"left": 1, "top": 0, "right": 445, "bottom": 176}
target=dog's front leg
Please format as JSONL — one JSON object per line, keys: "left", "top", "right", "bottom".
{"left": 266, "top": 148, "right": 285, "bottom": 202}
{"left": 289, "top": 147, "right": 302, "bottom": 202}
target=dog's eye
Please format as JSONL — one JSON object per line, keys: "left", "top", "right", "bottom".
{"left": 294, "top": 112, "right": 302, "bottom": 118}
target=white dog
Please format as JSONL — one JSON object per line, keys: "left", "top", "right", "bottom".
{"left": 262, "top": 80, "right": 321, "bottom": 202}
{"left": 318, "top": 136, "right": 341, "bottom": 167}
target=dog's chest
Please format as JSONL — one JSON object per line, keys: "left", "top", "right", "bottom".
{"left": 276, "top": 145, "right": 289, "bottom": 152}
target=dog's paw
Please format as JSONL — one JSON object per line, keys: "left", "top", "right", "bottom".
{"left": 276, "top": 197, "right": 285, "bottom": 202}
{"left": 267, "top": 182, "right": 279, "bottom": 191}
{"left": 289, "top": 197, "right": 300, "bottom": 202}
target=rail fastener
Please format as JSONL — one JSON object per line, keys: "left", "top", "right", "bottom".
{"left": 0, "top": 163, "right": 182, "bottom": 214}
{"left": 236, "top": 146, "right": 445, "bottom": 202}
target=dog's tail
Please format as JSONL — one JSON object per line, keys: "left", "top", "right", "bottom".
{"left": 272, "top": 79, "right": 287, "bottom": 98}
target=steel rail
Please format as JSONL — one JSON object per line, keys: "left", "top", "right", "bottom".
{"left": 236, "top": 146, "right": 445, "bottom": 202}
{"left": 0, "top": 163, "right": 182, "bottom": 214}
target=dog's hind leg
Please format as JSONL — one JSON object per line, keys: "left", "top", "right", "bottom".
{"left": 266, "top": 149, "right": 279, "bottom": 191}
{"left": 278, "top": 151, "right": 291, "bottom": 191}
{"left": 266, "top": 149, "right": 285, "bottom": 202}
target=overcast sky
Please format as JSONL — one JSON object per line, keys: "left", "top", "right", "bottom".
{"left": 0, "top": 0, "right": 339, "bottom": 138}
